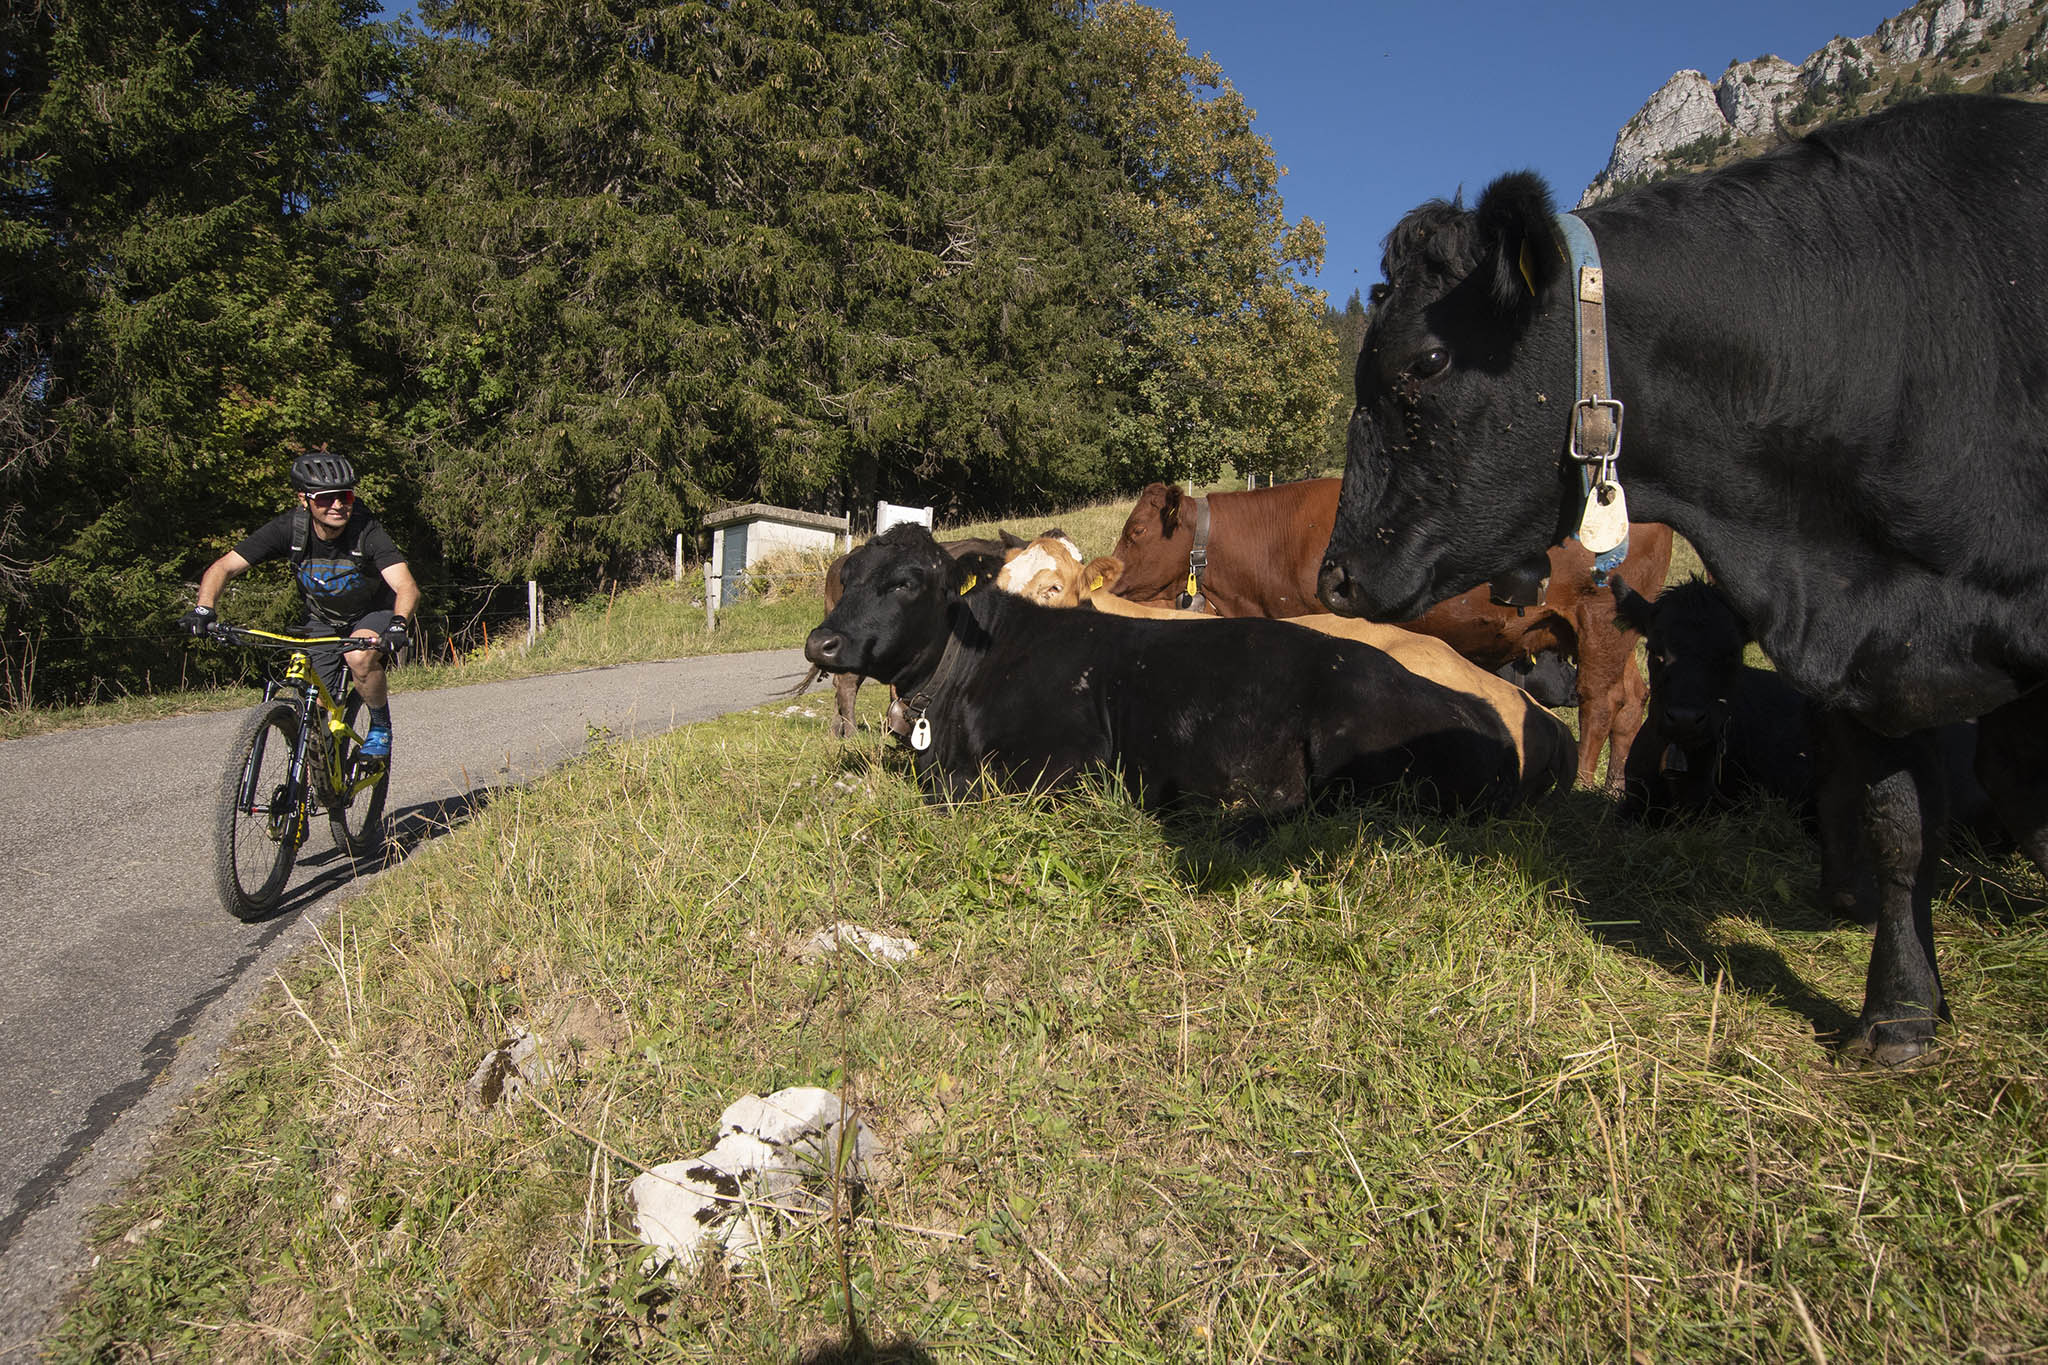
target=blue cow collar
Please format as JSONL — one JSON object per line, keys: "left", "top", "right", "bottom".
{"left": 1553, "top": 212, "right": 1630, "bottom": 584}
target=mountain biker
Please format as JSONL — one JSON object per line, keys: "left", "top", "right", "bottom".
{"left": 180, "top": 449, "right": 419, "bottom": 760}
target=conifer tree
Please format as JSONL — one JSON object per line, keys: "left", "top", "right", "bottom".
{"left": 1080, "top": 0, "right": 1337, "bottom": 487}
{"left": 1, "top": 0, "right": 396, "bottom": 698}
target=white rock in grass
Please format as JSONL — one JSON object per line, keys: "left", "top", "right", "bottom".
{"left": 722, "top": 1086, "right": 876, "bottom": 1177}
{"left": 627, "top": 1161, "right": 734, "bottom": 1275}
{"left": 628, "top": 1086, "right": 875, "bottom": 1276}
{"left": 795, "top": 922, "right": 920, "bottom": 965}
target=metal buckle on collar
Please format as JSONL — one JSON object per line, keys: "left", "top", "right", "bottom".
{"left": 1568, "top": 396, "right": 1624, "bottom": 469}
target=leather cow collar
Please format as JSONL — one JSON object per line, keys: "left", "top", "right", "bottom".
{"left": 1550, "top": 213, "right": 1631, "bottom": 586}
{"left": 884, "top": 570, "right": 984, "bottom": 753}
{"left": 1176, "top": 494, "right": 1212, "bottom": 613}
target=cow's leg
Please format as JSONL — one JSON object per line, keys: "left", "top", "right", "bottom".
{"left": 1569, "top": 616, "right": 1623, "bottom": 790}
{"left": 1832, "top": 716, "right": 1950, "bottom": 1065}
{"left": 831, "top": 673, "right": 861, "bottom": 739}
{"left": 1975, "top": 690, "right": 2048, "bottom": 877}
{"left": 1605, "top": 650, "right": 1650, "bottom": 790}
{"left": 1812, "top": 709, "right": 1876, "bottom": 924}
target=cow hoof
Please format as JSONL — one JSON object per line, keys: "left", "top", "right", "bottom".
{"left": 1839, "top": 1020, "right": 1940, "bottom": 1068}
{"left": 1819, "top": 890, "right": 1875, "bottom": 927}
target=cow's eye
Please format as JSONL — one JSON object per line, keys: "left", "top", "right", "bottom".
{"left": 1368, "top": 283, "right": 1389, "bottom": 305}
{"left": 1408, "top": 347, "right": 1450, "bottom": 380}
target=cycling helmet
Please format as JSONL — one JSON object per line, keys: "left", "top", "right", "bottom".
{"left": 288, "top": 448, "right": 358, "bottom": 493}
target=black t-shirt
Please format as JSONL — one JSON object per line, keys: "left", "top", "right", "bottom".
{"left": 235, "top": 509, "right": 407, "bottom": 630}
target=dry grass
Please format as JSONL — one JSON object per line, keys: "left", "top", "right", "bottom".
{"left": 51, "top": 675, "right": 2048, "bottom": 1362}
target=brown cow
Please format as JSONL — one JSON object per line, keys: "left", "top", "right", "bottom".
{"left": 795, "top": 533, "right": 1017, "bottom": 736}
{"left": 1109, "top": 480, "right": 1672, "bottom": 790}
{"left": 995, "top": 534, "right": 1573, "bottom": 807}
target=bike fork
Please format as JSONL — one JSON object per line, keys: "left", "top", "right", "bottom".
{"left": 281, "top": 702, "right": 319, "bottom": 849}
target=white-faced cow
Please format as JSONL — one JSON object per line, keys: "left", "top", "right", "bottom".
{"left": 805, "top": 525, "right": 1549, "bottom": 822}
{"left": 1317, "top": 96, "right": 2048, "bottom": 1064}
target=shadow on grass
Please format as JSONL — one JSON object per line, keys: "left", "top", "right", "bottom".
{"left": 1153, "top": 781, "right": 1872, "bottom": 1045}
{"left": 825, "top": 730, "right": 2043, "bottom": 1050}
{"left": 386, "top": 782, "right": 504, "bottom": 858}
{"left": 232, "top": 782, "right": 505, "bottom": 927}
{"left": 790, "top": 1331, "right": 936, "bottom": 1365}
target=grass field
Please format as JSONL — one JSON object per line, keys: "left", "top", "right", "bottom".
{"left": 41, "top": 501, "right": 2048, "bottom": 1362}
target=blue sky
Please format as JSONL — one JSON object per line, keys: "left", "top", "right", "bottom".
{"left": 1156, "top": 1, "right": 1901, "bottom": 300}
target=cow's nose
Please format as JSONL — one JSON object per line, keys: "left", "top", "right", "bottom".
{"left": 804, "top": 627, "right": 844, "bottom": 669}
{"left": 1662, "top": 703, "right": 1710, "bottom": 739}
{"left": 1317, "top": 557, "right": 1359, "bottom": 614}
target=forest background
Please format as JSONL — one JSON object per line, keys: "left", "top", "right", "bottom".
{"left": 1, "top": 0, "right": 1372, "bottom": 705}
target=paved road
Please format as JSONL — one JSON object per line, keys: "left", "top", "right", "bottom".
{"left": 0, "top": 649, "right": 814, "bottom": 1354}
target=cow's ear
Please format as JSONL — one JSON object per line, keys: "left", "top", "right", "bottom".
{"left": 1085, "top": 556, "right": 1125, "bottom": 595}
{"left": 1611, "top": 580, "right": 1656, "bottom": 636}
{"left": 1474, "top": 171, "right": 1560, "bottom": 314}
{"left": 999, "top": 528, "right": 1028, "bottom": 549}
{"left": 954, "top": 549, "right": 1005, "bottom": 592}
{"left": 1159, "top": 486, "right": 1184, "bottom": 536}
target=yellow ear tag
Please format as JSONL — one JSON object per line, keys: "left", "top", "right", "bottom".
{"left": 1518, "top": 240, "right": 1537, "bottom": 297}
{"left": 1087, "top": 574, "right": 1105, "bottom": 593}
{"left": 959, "top": 573, "right": 978, "bottom": 595}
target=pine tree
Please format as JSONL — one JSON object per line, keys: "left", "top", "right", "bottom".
{"left": 1, "top": 0, "right": 397, "bottom": 699}
{"left": 1079, "top": 0, "right": 1337, "bottom": 488}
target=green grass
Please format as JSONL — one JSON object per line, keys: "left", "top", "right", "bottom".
{"left": 51, "top": 683, "right": 2048, "bottom": 1362}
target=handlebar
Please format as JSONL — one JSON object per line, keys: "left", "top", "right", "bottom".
{"left": 205, "top": 622, "right": 387, "bottom": 654}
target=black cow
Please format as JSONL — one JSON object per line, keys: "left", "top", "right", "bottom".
{"left": 1613, "top": 580, "right": 1822, "bottom": 825}
{"left": 1495, "top": 650, "right": 1579, "bottom": 710}
{"left": 792, "top": 532, "right": 1018, "bottom": 737}
{"left": 1317, "top": 96, "right": 2048, "bottom": 1063}
{"left": 803, "top": 525, "right": 1558, "bottom": 820}
{"left": 1616, "top": 579, "right": 1996, "bottom": 923}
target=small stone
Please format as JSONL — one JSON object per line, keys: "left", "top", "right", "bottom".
{"left": 795, "top": 922, "right": 919, "bottom": 965}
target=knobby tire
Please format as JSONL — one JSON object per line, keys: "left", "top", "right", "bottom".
{"left": 213, "top": 700, "right": 302, "bottom": 920}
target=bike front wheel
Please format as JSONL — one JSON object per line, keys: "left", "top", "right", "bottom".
{"left": 213, "top": 700, "right": 303, "bottom": 919}
{"left": 329, "top": 692, "right": 391, "bottom": 862}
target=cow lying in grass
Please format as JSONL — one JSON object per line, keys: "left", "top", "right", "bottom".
{"left": 795, "top": 533, "right": 1016, "bottom": 737}
{"left": 1107, "top": 478, "right": 1668, "bottom": 789}
{"left": 804, "top": 525, "right": 1555, "bottom": 820}
{"left": 994, "top": 532, "right": 1572, "bottom": 808}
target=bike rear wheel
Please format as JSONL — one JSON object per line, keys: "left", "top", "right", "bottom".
{"left": 214, "top": 700, "right": 304, "bottom": 919}
{"left": 329, "top": 692, "right": 391, "bottom": 861}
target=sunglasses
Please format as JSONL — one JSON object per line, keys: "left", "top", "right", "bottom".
{"left": 308, "top": 490, "right": 355, "bottom": 507}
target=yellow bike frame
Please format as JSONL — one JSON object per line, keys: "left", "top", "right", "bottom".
{"left": 235, "top": 626, "right": 386, "bottom": 846}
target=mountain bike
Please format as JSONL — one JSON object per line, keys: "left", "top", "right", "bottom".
{"left": 208, "top": 623, "right": 392, "bottom": 919}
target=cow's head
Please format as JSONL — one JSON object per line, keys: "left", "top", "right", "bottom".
{"left": 1108, "top": 483, "right": 1195, "bottom": 605}
{"left": 1319, "top": 172, "right": 1581, "bottom": 622}
{"left": 997, "top": 533, "right": 1128, "bottom": 607}
{"left": 1616, "top": 578, "right": 1747, "bottom": 791}
{"left": 804, "top": 525, "right": 972, "bottom": 687}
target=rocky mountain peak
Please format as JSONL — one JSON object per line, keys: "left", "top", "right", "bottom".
{"left": 1581, "top": 0, "right": 2048, "bottom": 205}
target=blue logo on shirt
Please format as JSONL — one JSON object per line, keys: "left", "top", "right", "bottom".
{"left": 300, "top": 563, "right": 367, "bottom": 597}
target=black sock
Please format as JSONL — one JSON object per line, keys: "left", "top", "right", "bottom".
{"left": 369, "top": 705, "right": 390, "bottom": 725}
